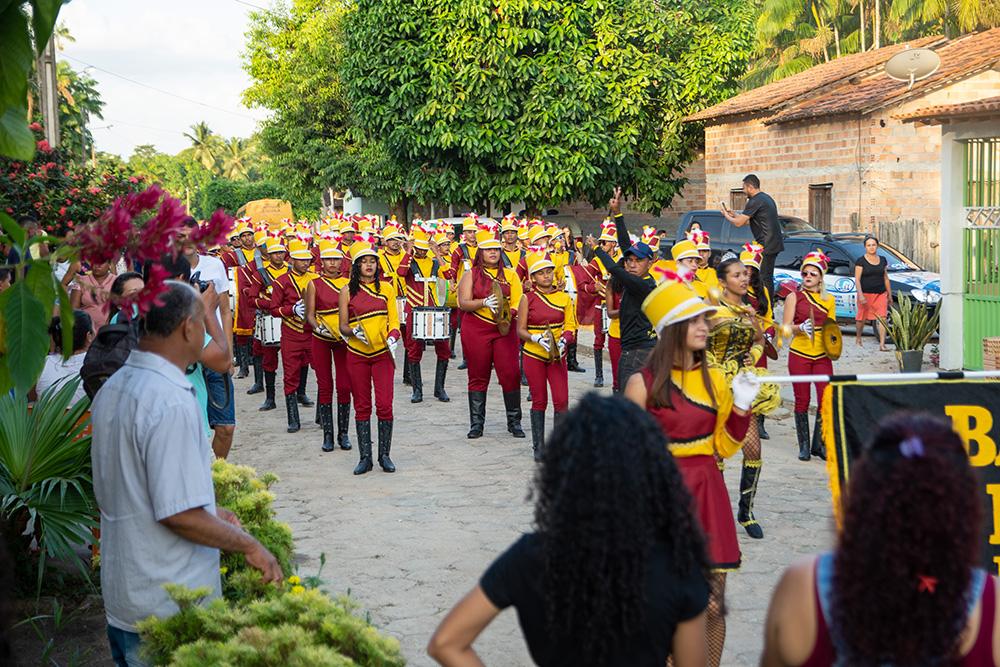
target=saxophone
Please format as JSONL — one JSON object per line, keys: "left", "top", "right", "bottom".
{"left": 493, "top": 279, "right": 512, "bottom": 336}
{"left": 543, "top": 324, "right": 560, "bottom": 363}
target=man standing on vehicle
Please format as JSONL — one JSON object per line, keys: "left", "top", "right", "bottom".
{"left": 722, "top": 174, "right": 783, "bottom": 307}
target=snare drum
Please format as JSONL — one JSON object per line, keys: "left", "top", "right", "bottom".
{"left": 601, "top": 305, "right": 610, "bottom": 333}
{"left": 411, "top": 307, "right": 451, "bottom": 340}
{"left": 396, "top": 297, "right": 408, "bottom": 326}
{"left": 255, "top": 314, "right": 282, "bottom": 345}
{"left": 227, "top": 267, "right": 236, "bottom": 313}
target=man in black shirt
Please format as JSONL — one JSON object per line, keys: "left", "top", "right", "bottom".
{"left": 594, "top": 188, "right": 658, "bottom": 393}
{"left": 722, "top": 174, "right": 783, "bottom": 307}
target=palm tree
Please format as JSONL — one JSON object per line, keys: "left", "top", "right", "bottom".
{"left": 220, "top": 137, "right": 251, "bottom": 180}
{"left": 888, "top": 0, "right": 1000, "bottom": 37}
{"left": 183, "top": 122, "right": 221, "bottom": 172}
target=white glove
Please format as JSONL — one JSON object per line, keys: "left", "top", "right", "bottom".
{"left": 557, "top": 337, "right": 567, "bottom": 355}
{"left": 387, "top": 335, "right": 400, "bottom": 357}
{"left": 798, "top": 320, "right": 814, "bottom": 336}
{"left": 292, "top": 300, "right": 306, "bottom": 319}
{"left": 482, "top": 294, "right": 499, "bottom": 313}
{"left": 316, "top": 324, "right": 332, "bottom": 337}
{"left": 352, "top": 326, "right": 369, "bottom": 345}
{"left": 732, "top": 372, "right": 762, "bottom": 412}
{"left": 530, "top": 333, "right": 551, "bottom": 352}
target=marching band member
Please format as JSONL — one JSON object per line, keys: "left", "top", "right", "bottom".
{"left": 305, "top": 240, "right": 353, "bottom": 453}
{"left": 551, "top": 232, "right": 588, "bottom": 374}
{"left": 224, "top": 222, "right": 257, "bottom": 379}
{"left": 339, "top": 235, "right": 402, "bottom": 474}
{"left": 247, "top": 236, "right": 288, "bottom": 411}
{"left": 516, "top": 250, "right": 576, "bottom": 459}
{"left": 741, "top": 242, "right": 774, "bottom": 441}
{"left": 782, "top": 249, "right": 836, "bottom": 462}
{"left": 269, "top": 239, "right": 318, "bottom": 433}
{"left": 457, "top": 223, "right": 525, "bottom": 440}
{"left": 500, "top": 215, "right": 524, "bottom": 271}
{"left": 625, "top": 270, "right": 761, "bottom": 667}
{"left": 585, "top": 218, "right": 620, "bottom": 388}
{"left": 379, "top": 220, "right": 409, "bottom": 383}
{"left": 396, "top": 224, "right": 453, "bottom": 404}
{"left": 450, "top": 216, "right": 479, "bottom": 371}
{"left": 671, "top": 239, "right": 709, "bottom": 298}
{"left": 606, "top": 278, "right": 622, "bottom": 391}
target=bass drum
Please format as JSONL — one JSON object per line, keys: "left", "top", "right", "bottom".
{"left": 822, "top": 321, "right": 843, "bottom": 361}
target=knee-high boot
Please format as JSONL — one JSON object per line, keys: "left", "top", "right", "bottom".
{"left": 319, "top": 403, "right": 335, "bottom": 452}
{"left": 337, "top": 402, "right": 352, "bottom": 450}
{"left": 567, "top": 342, "right": 585, "bottom": 372}
{"left": 737, "top": 460, "right": 764, "bottom": 539}
{"left": 259, "top": 371, "right": 276, "bottom": 410}
{"left": 236, "top": 344, "right": 250, "bottom": 379}
{"left": 593, "top": 350, "right": 604, "bottom": 388}
{"left": 402, "top": 359, "right": 412, "bottom": 386}
{"left": 285, "top": 394, "right": 301, "bottom": 433}
{"left": 811, "top": 412, "right": 826, "bottom": 460}
{"left": 247, "top": 355, "right": 264, "bottom": 394}
{"left": 795, "top": 412, "right": 810, "bottom": 461}
{"left": 297, "top": 366, "right": 313, "bottom": 407}
{"left": 467, "top": 391, "right": 486, "bottom": 439}
{"left": 377, "top": 420, "right": 395, "bottom": 473}
{"left": 757, "top": 414, "right": 770, "bottom": 440}
{"left": 409, "top": 361, "right": 423, "bottom": 403}
{"left": 503, "top": 391, "right": 525, "bottom": 438}
{"left": 433, "top": 359, "right": 450, "bottom": 402}
{"left": 530, "top": 410, "right": 545, "bottom": 461}
{"left": 353, "top": 420, "right": 373, "bottom": 475}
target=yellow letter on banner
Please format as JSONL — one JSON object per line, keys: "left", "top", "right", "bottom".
{"left": 988, "top": 485, "right": 1000, "bottom": 546}
{"left": 945, "top": 405, "right": 998, "bottom": 467}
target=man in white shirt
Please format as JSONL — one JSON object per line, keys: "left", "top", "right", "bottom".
{"left": 91, "top": 281, "right": 281, "bottom": 666}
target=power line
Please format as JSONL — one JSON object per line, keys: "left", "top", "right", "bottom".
{"left": 60, "top": 54, "right": 257, "bottom": 121}
{"left": 100, "top": 117, "right": 185, "bottom": 137}
{"left": 233, "top": 0, "right": 270, "bottom": 10}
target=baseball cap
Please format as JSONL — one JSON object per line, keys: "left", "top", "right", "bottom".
{"left": 623, "top": 242, "right": 654, "bottom": 260}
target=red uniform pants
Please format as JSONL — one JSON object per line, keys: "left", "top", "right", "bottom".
{"left": 608, "top": 335, "right": 622, "bottom": 391}
{"left": 252, "top": 338, "right": 280, "bottom": 373}
{"left": 788, "top": 352, "right": 833, "bottom": 413}
{"left": 523, "top": 356, "right": 569, "bottom": 413}
{"left": 592, "top": 305, "right": 606, "bottom": 351}
{"left": 280, "top": 327, "right": 312, "bottom": 396}
{"left": 461, "top": 314, "right": 520, "bottom": 393}
{"left": 403, "top": 307, "right": 451, "bottom": 363}
{"left": 236, "top": 333, "right": 252, "bottom": 347}
{"left": 311, "top": 337, "right": 351, "bottom": 405}
{"left": 346, "top": 350, "right": 394, "bottom": 421}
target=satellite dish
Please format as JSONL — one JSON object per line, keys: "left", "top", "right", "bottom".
{"left": 885, "top": 46, "right": 941, "bottom": 90}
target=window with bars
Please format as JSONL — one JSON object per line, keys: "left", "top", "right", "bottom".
{"left": 809, "top": 183, "right": 833, "bottom": 232}
{"left": 964, "top": 138, "right": 1000, "bottom": 227}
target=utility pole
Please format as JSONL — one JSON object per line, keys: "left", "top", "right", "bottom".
{"left": 36, "top": 36, "right": 60, "bottom": 148}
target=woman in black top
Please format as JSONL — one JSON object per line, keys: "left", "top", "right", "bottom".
{"left": 428, "top": 393, "right": 711, "bottom": 667}
{"left": 853, "top": 236, "right": 892, "bottom": 350}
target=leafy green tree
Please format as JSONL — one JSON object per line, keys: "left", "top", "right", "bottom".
{"left": 339, "top": 0, "right": 755, "bottom": 213}
{"left": 219, "top": 136, "right": 253, "bottom": 180}
{"left": 127, "top": 145, "right": 215, "bottom": 216}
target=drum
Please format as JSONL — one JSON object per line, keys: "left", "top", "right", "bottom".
{"left": 227, "top": 267, "right": 236, "bottom": 313}
{"left": 411, "top": 307, "right": 451, "bottom": 340}
{"left": 255, "top": 314, "right": 282, "bottom": 346}
{"left": 601, "top": 305, "right": 610, "bottom": 333}
{"left": 563, "top": 266, "right": 576, "bottom": 296}
{"left": 396, "top": 297, "right": 408, "bottom": 326}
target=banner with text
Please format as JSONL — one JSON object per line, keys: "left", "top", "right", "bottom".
{"left": 822, "top": 379, "right": 1000, "bottom": 573}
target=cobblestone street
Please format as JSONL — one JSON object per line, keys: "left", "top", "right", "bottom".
{"left": 230, "top": 329, "right": 839, "bottom": 666}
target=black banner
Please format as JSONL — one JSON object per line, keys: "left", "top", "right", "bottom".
{"left": 822, "top": 379, "right": 1000, "bottom": 573}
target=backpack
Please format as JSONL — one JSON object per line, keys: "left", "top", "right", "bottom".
{"left": 81, "top": 319, "right": 141, "bottom": 400}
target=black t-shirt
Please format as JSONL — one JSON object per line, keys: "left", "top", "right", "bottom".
{"left": 594, "top": 249, "right": 658, "bottom": 351}
{"left": 857, "top": 254, "right": 888, "bottom": 294}
{"left": 742, "top": 192, "right": 783, "bottom": 254}
{"left": 480, "top": 533, "right": 709, "bottom": 667}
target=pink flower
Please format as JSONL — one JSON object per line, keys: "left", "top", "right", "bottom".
{"left": 36, "top": 140, "right": 52, "bottom": 153}
{"left": 88, "top": 186, "right": 101, "bottom": 195}
{"left": 28, "top": 122, "right": 42, "bottom": 132}
{"left": 128, "top": 176, "right": 139, "bottom": 184}
{"left": 59, "top": 206, "right": 66, "bottom": 216}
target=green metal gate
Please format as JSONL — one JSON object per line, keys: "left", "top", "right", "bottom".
{"left": 962, "top": 137, "right": 1000, "bottom": 370}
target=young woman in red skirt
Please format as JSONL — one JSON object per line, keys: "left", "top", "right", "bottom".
{"left": 625, "top": 271, "right": 760, "bottom": 667}
{"left": 305, "top": 239, "right": 352, "bottom": 453}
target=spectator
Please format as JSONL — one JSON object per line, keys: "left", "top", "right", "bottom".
{"left": 721, "top": 174, "right": 783, "bottom": 307}
{"left": 71, "top": 261, "right": 117, "bottom": 332}
{"left": 761, "top": 413, "right": 997, "bottom": 666}
{"left": 854, "top": 235, "right": 892, "bottom": 351}
{"left": 107, "top": 271, "right": 144, "bottom": 323}
{"left": 0, "top": 269, "right": 11, "bottom": 292}
{"left": 35, "top": 310, "right": 93, "bottom": 403}
{"left": 91, "top": 281, "right": 281, "bottom": 666}
{"left": 428, "top": 393, "right": 710, "bottom": 667}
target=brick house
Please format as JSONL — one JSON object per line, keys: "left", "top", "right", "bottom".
{"left": 683, "top": 29, "right": 1000, "bottom": 270}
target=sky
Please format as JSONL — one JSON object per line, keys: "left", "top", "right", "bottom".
{"left": 57, "top": 0, "right": 271, "bottom": 159}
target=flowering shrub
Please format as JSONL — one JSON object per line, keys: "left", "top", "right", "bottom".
{"left": 0, "top": 123, "right": 141, "bottom": 235}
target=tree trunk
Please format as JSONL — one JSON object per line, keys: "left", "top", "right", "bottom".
{"left": 834, "top": 25, "right": 841, "bottom": 58}
{"left": 390, "top": 194, "right": 409, "bottom": 227}
{"left": 524, "top": 200, "right": 541, "bottom": 219}
{"left": 859, "top": 0, "right": 866, "bottom": 51}
{"left": 874, "top": 0, "right": 881, "bottom": 48}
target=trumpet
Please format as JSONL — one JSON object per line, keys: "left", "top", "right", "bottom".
{"left": 494, "top": 280, "right": 512, "bottom": 336}
{"left": 543, "top": 324, "right": 560, "bottom": 363}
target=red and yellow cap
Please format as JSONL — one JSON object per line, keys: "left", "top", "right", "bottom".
{"left": 462, "top": 214, "right": 479, "bottom": 232}
{"left": 671, "top": 239, "right": 700, "bottom": 262}
{"left": 526, "top": 247, "right": 554, "bottom": 274}
{"left": 686, "top": 229, "right": 711, "bottom": 251}
{"left": 642, "top": 267, "right": 717, "bottom": 332}
{"left": 319, "top": 240, "right": 343, "bottom": 259}
{"left": 801, "top": 249, "right": 830, "bottom": 274}
{"left": 598, "top": 218, "right": 617, "bottom": 243}
{"left": 288, "top": 239, "right": 312, "bottom": 260}
{"left": 500, "top": 214, "right": 519, "bottom": 234}
{"left": 740, "top": 242, "right": 764, "bottom": 270}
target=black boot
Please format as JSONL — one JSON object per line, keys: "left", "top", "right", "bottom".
{"left": 258, "top": 371, "right": 276, "bottom": 410}
{"left": 319, "top": 404, "right": 335, "bottom": 452}
{"left": 247, "top": 355, "right": 264, "bottom": 394}
{"left": 737, "top": 461, "right": 764, "bottom": 539}
{"left": 811, "top": 412, "right": 826, "bottom": 460}
{"left": 402, "top": 360, "right": 412, "bottom": 386}
{"left": 503, "top": 391, "right": 525, "bottom": 438}
{"left": 467, "top": 391, "right": 486, "bottom": 439}
{"left": 433, "top": 359, "right": 450, "bottom": 402}
{"left": 757, "top": 414, "right": 770, "bottom": 440}
{"left": 337, "top": 402, "right": 352, "bottom": 450}
{"left": 353, "top": 420, "right": 373, "bottom": 475}
{"left": 449, "top": 328, "right": 457, "bottom": 359}
{"left": 552, "top": 411, "right": 566, "bottom": 430}
{"left": 458, "top": 357, "right": 467, "bottom": 370}
{"left": 235, "top": 344, "right": 250, "bottom": 379}
{"left": 285, "top": 394, "right": 301, "bottom": 433}
{"left": 567, "top": 342, "right": 586, "bottom": 372}
{"left": 409, "top": 361, "right": 423, "bottom": 403}
{"left": 530, "top": 410, "right": 545, "bottom": 461}
{"left": 795, "top": 412, "right": 811, "bottom": 461}
{"left": 377, "top": 420, "right": 396, "bottom": 472}
{"left": 593, "top": 350, "right": 604, "bottom": 388}
{"left": 297, "top": 366, "right": 313, "bottom": 407}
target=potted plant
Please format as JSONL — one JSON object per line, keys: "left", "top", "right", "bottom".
{"left": 876, "top": 298, "right": 941, "bottom": 373}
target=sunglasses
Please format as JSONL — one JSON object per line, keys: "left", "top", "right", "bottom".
{"left": 801, "top": 270, "right": 821, "bottom": 279}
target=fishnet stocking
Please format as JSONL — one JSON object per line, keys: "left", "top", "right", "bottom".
{"left": 707, "top": 572, "right": 727, "bottom": 667}
{"left": 742, "top": 415, "right": 761, "bottom": 462}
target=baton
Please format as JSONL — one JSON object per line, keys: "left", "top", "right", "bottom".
{"left": 747, "top": 370, "right": 1000, "bottom": 384}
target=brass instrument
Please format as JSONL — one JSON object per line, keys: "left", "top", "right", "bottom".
{"left": 543, "top": 324, "right": 560, "bottom": 363}
{"left": 494, "top": 280, "right": 512, "bottom": 336}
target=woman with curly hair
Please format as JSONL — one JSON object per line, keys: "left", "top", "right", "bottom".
{"left": 428, "top": 393, "right": 711, "bottom": 666}
{"left": 762, "top": 413, "right": 998, "bottom": 666}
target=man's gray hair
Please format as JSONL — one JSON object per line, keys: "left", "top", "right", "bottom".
{"left": 141, "top": 280, "right": 202, "bottom": 338}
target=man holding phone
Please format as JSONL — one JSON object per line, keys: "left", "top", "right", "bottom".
{"left": 721, "top": 174, "right": 783, "bottom": 307}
